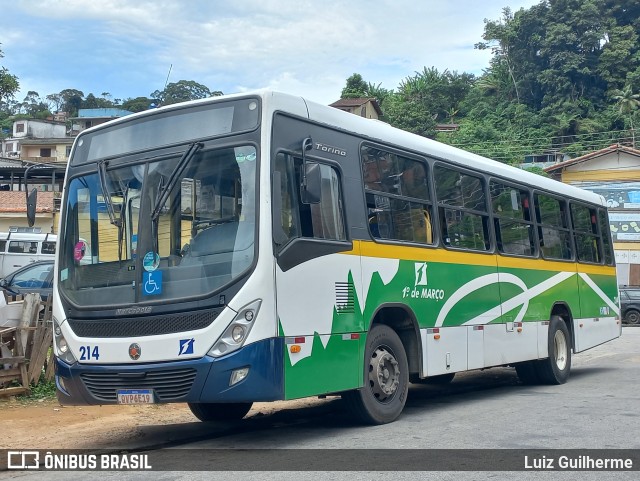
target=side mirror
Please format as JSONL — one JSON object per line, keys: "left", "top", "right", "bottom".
{"left": 300, "top": 162, "right": 321, "bottom": 204}
{"left": 26, "top": 188, "right": 38, "bottom": 227}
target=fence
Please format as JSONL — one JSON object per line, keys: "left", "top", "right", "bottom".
{"left": 0, "top": 293, "right": 54, "bottom": 397}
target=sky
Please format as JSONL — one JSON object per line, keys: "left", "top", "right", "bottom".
{"left": 2, "top": 0, "right": 541, "bottom": 107}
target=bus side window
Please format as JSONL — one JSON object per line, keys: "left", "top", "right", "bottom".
{"left": 361, "top": 146, "right": 433, "bottom": 245}
{"left": 274, "top": 153, "right": 346, "bottom": 244}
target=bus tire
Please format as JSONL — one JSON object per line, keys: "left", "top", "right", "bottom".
{"left": 343, "top": 324, "right": 408, "bottom": 425}
{"left": 188, "top": 402, "right": 253, "bottom": 422}
{"left": 535, "top": 315, "right": 571, "bottom": 385}
{"left": 411, "top": 373, "right": 456, "bottom": 385}
{"left": 515, "top": 361, "right": 541, "bottom": 385}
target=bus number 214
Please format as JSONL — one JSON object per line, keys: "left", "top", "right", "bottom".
{"left": 79, "top": 345, "right": 100, "bottom": 361}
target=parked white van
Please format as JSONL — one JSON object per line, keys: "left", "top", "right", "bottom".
{"left": 0, "top": 232, "right": 57, "bottom": 278}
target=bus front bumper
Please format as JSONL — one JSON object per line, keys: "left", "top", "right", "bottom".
{"left": 54, "top": 337, "right": 284, "bottom": 405}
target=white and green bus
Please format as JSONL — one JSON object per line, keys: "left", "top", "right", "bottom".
{"left": 48, "top": 91, "right": 620, "bottom": 424}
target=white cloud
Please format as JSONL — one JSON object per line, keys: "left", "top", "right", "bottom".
{"left": 5, "top": 0, "right": 540, "bottom": 104}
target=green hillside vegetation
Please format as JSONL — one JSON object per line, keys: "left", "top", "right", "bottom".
{"left": 342, "top": 0, "right": 640, "bottom": 165}
{"left": 2, "top": 0, "right": 639, "bottom": 166}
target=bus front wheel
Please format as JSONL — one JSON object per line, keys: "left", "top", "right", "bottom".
{"left": 343, "top": 324, "right": 409, "bottom": 425}
{"left": 188, "top": 402, "right": 253, "bottom": 422}
{"left": 535, "top": 315, "right": 571, "bottom": 385}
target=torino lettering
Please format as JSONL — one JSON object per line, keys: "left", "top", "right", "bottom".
{"left": 315, "top": 142, "right": 347, "bottom": 156}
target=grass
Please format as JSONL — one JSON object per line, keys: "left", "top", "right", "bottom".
{"left": 12, "top": 375, "right": 58, "bottom": 402}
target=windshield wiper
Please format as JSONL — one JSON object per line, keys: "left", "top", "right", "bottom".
{"left": 151, "top": 142, "right": 204, "bottom": 220}
{"left": 98, "top": 159, "right": 121, "bottom": 227}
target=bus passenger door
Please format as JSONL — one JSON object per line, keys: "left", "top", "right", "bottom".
{"left": 273, "top": 152, "right": 360, "bottom": 399}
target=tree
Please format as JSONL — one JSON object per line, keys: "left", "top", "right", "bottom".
{"left": 0, "top": 68, "right": 20, "bottom": 110}
{"left": 341, "top": 74, "right": 369, "bottom": 98}
{"left": 21, "top": 91, "right": 49, "bottom": 117}
{"left": 121, "top": 96, "right": 155, "bottom": 113}
{"left": 612, "top": 85, "right": 640, "bottom": 147}
{"left": 59, "top": 89, "right": 85, "bottom": 116}
{"left": 0, "top": 44, "right": 19, "bottom": 113}
{"left": 46, "top": 93, "right": 63, "bottom": 113}
{"left": 476, "top": 8, "right": 521, "bottom": 104}
{"left": 150, "top": 80, "right": 219, "bottom": 106}
{"left": 340, "top": 74, "right": 393, "bottom": 111}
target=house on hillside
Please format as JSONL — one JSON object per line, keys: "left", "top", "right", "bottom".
{"left": 18, "top": 138, "right": 74, "bottom": 163}
{"left": 329, "top": 98, "right": 382, "bottom": 120}
{"left": 545, "top": 144, "right": 640, "bottom": 285}
{"left": 1, "top": 119, "right": 67, "bottom": 159}
{"left": 70, "top": 108, "right": 133, "bottom": 135}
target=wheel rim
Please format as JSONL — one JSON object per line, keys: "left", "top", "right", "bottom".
{"left": 628, "top": 311, "right": 640, "bottom": 324}
{"left": 553, "top": 329, "right": 568, "bottom": 370}
{"left": 368, "top": 346, "right": 400, "bottom": 403}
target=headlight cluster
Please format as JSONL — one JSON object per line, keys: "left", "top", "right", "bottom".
{"left": 208, "top": 300, "right": 261, "bottom": 357}
{"left": 53, "top": 317, "right": 77, "bottom": 364}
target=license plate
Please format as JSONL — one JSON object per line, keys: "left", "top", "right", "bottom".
{"left": 117, "top": 389, "right": 154, "bottom": 405}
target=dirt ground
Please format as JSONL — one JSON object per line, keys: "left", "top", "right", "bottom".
{"left": 0, "top": 396, "right": 318, "bottom": 450}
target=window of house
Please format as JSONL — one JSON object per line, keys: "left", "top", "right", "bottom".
{"left": 275, "top": 153, "right": 346, "bottom": 243}
{"left": 435, "top": 165, "right": 489, "bottom": 251}
{"left": 490, "top": 181, "right": 536, "bottom": 256}
{"left": 40, "top": 148, "right": 52, "bottom": 157}
{"left": 571, "top": 203, "right": 601, "bottom": 263}
{"left": 16, "top": 123, "right": 25, "bottom": 133}
{"left": 534, "top": 193, "right": 572, "bottom": 260}
{"left": 361, "top": 146, "right": 433, "bottom": 244}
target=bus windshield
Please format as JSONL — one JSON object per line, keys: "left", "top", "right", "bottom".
{"left": 58, "top": 144, "right": 257, "bottom": 308}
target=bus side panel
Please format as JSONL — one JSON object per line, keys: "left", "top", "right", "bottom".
{"left": 276, "top": 252, "right": 364, "bottom": 400}
{"left": 574, "top": 269, "right": 621, "bottom": 352}
{"left": 483, "top": 322, "right": 538, "bottom": 366}
{"left": 422, "top": 326, "right": 467, "bottom": 376}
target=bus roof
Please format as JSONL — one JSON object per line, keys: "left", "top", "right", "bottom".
{"left": 77, "top": 89, "right": 605, "bottom": 207}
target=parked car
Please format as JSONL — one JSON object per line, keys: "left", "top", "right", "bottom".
{"left": 620, "top": 286, "right": 640, "bottom": 325}
{"left": 0, "top": 260, "right": 54, "bottom": 300}
{"left": 0, "top": 232, "right": 57, "bottom": 278}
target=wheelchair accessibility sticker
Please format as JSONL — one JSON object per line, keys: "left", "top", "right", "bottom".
{"left": 143, "top": 270, "right": 162, "bottom": 296}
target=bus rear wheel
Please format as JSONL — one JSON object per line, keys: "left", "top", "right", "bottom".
{"left": 535, "top": 315, "right": 571, "bottom": 385}
{"left": 343, "top": 324, "right": 409, "bottom": 425}
{"left": 188, "top": 402, "right": 253, "bottom": 422}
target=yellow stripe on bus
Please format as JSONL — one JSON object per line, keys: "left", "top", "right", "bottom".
{"left": 341, "top": 240, "right": 616, "bottom": 277}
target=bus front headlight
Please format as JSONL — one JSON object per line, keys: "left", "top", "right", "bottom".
{"left": 209, "top": 300, "right": 261, "bottom": 358}
{"left": 53, "top": 317, "right": 77, "bottom": 364}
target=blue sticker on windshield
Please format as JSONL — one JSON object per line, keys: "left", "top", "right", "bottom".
{"left": 142, "top": 271, "right": 162, "bottom": 296}
{"left": 143, "top": 251, "right": 160, "bottom": 272}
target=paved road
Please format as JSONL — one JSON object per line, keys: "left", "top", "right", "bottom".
{"left": 3, "top": 326, "right": 639, "bottom": 481}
